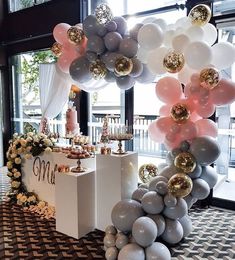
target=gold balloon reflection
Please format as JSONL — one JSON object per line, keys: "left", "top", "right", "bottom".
{"left": 67, "top": 26, "right": 85, "bottom": 45}
{"left": 189, "top": 4, "right": 211, "bottom": 26}
{"left": 115, "top": 56, "right": 133, "bottom": 76}
{"left": 168, "top": 173, "right": 193, "bottom": 198}
{"left": 174, "top": 152, "right": 196, "bottom": 173}
{"left": 199, "top": 67, "right": 220, "bottom": 90}
{"left": 139, "top": 164, "right": 158, "bottom": 183}
{"left": 51, "top": 42, "right": 62, "bottom": 57}
{"left": 170, "top": 103, "right": 190, "bottom": 123}
{"left": 163, "top": 50, "right": 185, "bottom": 73}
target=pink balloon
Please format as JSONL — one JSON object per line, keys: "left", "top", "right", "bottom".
{"left": 57, "top": 49, "right": 81, "bottom": 74}
{"left": 148, "top": 120, "right": 165, "bottom": 143}
{"left": 184, "top": 83, "right": 192, "bottom": 98}
{"left": 155, "top": 77, "right": 183, "bottom": 104}
{"left": 195, "top": 119, "right": 218, "bottom": 138}
{"left": 190, "top": 73, "right": 200, "bottom": 84}
{"left": 179, "top": 120, "right": 197, "bottom": 140}
{"left": 210, "top": 79, "right": 235, "bottom": 106}
{"left": 190, "top": 111, "right": 202, "bottom": 122}
{"left": 164, "top": 134, "right": 181, "bottom": 150}
{"left": 194, "top": 101, "right": 215, "bottom": 118}
{"left": 159, "top": 105, "right": 171, "bottom": 116}
{"left": 156, "top": 117, "right": 174, "bottom": 134}
{"left": 53, "top": 23, "right": 70, "bottom": 44}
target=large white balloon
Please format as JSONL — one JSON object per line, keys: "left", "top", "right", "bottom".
{"left": 202, "top": 23, "right": 217, "bottom": 46}
{"left": 172, "top": 34, "right": 190, "bottom": 52}
{"left": 175, "top": 16, "right": 191, "bottom": 30}
{"left": 164, "top": 30, "right": 175, "bottom": 47}
{"left": 211, "top": 42, "right": 235, "bottom": 70}
{"left": 146, "top": 47, "right": 168, "bottom": 75}
{"left": 186, "top": 26, "right": 204, "bottom": 41}
{"left": 184, "top": 41, "right": 212, "bottom": 69}
{"left": 138, "top": 23, "right": 164, "bottom": 50}
{"left": 177, "top": 64, "right": 196, "bottom": 85}
{"left": 153, "top": 18, "right": 167, "bottom": 32}
{"left": 137, "top": 47, "right": 148, "bottom": 64}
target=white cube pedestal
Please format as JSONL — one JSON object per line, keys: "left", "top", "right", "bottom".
{"left": 96, "top": 152, "right": 138, "bottom": 231}
{"left": 55, "top": 170, "right": 95, "bottom": 239}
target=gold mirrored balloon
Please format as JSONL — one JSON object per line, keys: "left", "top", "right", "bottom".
{"left": 67, "top": 26, "right": 85, "bottom": 45}
{"left": 170, "top": 103, "right": 190, "bottom": 123}
{"left": 95, "top": 4, "right": 113, "bottom": 25}
{"left": 163, "top": 51, "right": 185, "bottom": 73}
{"left": 138, "top": 164, "right": 158, "bottom": 183}
{"left": 51, "top": 42, "right": 62, "bottom": 57}
{"left": 89, "top": 59, "right": 107, "bottom": 80}
{"left": 174, "top": 152, "right": 196, "bottom": 173}
{"left": 115, "top": 56, "right": 133, "bottom": 76}
{"left": 199, "top": 67, "right": 220, "bottom": 90}
{"left": 168, "top": 173, "right": 193, "bottom": 198}
{"left": 189, "top": 4, "right": 211, "bottom": 26}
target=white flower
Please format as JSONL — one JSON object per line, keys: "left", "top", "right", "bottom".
{"left": 14, "top": 171, "right": 21, "bottom": 178}
{"left": 50, "top": 138, "right": 56, "bottom": 144}
{"left": 11, "top": 153, "right": 17, "bottom": 159}
{"left": 17, "top": 193, "right": 23, "bottom": 200}
{"left": 7, "top": 172, "right": 13, "bottom": 177}
{"left": 43, "top": 139, "right": 52, "bottom": 146}
{"left": 27, "top": 132, "right": 34, "bottom": 137}
{"left": 26, "top": 137, "right": 32, "bottom": 142}
{"left": 13, "top": 133, "right": 18, "bottom": 138}
{"left": 45, "top": 147, "right": 52, "bottom": 153}
{"left": 12, "top": 168, "right": 18, "bottom": 173}
{"left": 20, "top": 139, "right": 27, "bottom": 147}
{"left": 20, "top": 195, "right": 27, "bottom": 203}
{"left": 24, "top": 154, "right": 32, "bottom": 160}
{"left": 15, "top": 157, "right": 22, "bottom": 164}
{"left": 33, "top": 136, "right": 39, "bottom": 142}
{"left": 39, "top": 133, "right": 46, "bottom": 139}
{"left": 11, "top": 181, "right": 21, "bottom": 189}
{"left": 27, "top": 195, "right": 36, "bottom": 203}
{"left": 26, "top": 146, "right": 32, "bottom": 152}
{"left": 7, "top": 161, "right": 13, "bottom": 169}
{"left": 38, "top": 201, "right": 46, "bottom": 208}
{"left": 17, "top": 200, "right": 23, "bottom": 206}
{"left": 17, "top": 147, "right": 24, "bottom": 154}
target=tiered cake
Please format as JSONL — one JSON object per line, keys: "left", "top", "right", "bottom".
{"left": 65, "top": 104, "right": 80, "bottom": 136}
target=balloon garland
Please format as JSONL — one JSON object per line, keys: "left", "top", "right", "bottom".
{"left": 51, "top": 3, "right": 235, "bottom": 259}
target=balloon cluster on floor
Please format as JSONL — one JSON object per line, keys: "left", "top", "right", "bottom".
{"left": 100, "top": 3, "right": 235, "bottom": 260}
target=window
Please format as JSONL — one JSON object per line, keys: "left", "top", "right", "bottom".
{"left": 8, "top": 0, "right": 51, "bottom": 13}
{"left": 0, "top": 71, "right": 3, "bottom": 166}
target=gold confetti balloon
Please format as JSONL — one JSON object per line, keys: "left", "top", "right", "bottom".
{"left": 67, "top": 26, "right": 85, "bottom": 45}
{"left": 199, "top": 67, "right": 220, "bottom": 90}
{"left": 170, "top": 103, "right": 190, "bottom": 123}
{"left": 51, "top": 42, "right": 62, "bottom": 57}
{"left": 168, "top": 173, "right": 193, "bottom": 198}
{"left": 174, "top": 152, "right": 196, "bottom": 173}
{"left": 115, "top": 56, "right": 133, "bottom": 76}
{"left": 95, "top": 4, "right": 113, "bottom": 25}
{"left": 89, "top": 59, "right": 107, "bottom": 80}
{"left": 163, "top": 50, "right": 185, "bottom": 73}
{"left": 189, "top": 4, "right": 211, "bottom": 26}
{"left": 138, "top": 164, "right": 158, "bottom": 183}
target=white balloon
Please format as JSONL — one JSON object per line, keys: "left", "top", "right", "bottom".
{"left": 172, "top": 34, "right": 190, "bottom": 52}
{"left": 175, "top": 17, "right": 191, "bottom": 30}
{"left": 184, "top": 41, "right": 212, "bottom": 69}
{"left": 177, "top": 64, "right": 196, "bottom": 85}
{"left": 147, "top": 47, "right": 168, "bottom": 75}
{"left": 211, "top": 42, "right": 235, "bottom": 70}
{"left": 174, "top": 26, "right": 185, "bottom": 37}
{"left": 137, "top": 47, "right": 149, "bottom": 64}
{"left": 142, "top": 17, "right": 156, "bottom": 24}
{"left": 138, "top": 23, "right": 163, "bottom": 50}
{"left": 167, "top": 24, "right": 175, "bottom": 30}
{"left": 186, "top": 26, "right": 204, "bottom": 41}
{"left": 163, "top": 30, "right": 175, "bottom": 47}
{"left": 153, "top": 18, "right": 167, "bottom": 32}
{"left": 202, "top": 23, "right": 217, "bottom": 46}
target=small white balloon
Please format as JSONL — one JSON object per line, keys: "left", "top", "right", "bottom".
{"left": 147, "top": 47, "right": 168, "bottom": 75}
{"left": 202, "top": 23, "right": 217, "bottom": 46}
{"left": 172, "top": 34, "right": 190, "bottom": 52}
{"left": 175, "top": 16, "right": 191, "bottom": 29}
{"left": 177, "top": 64, "right": 196, "bottom": 85}
{"left": 186, "top": 25, "right": 204, "bottom": 41}
{"left": 105, "top": 246, "right": 118, "bottom": 260}
{"left": 142, "top": 17, "right": 156, "bottom": 24}
{"left": 153, "top": 18, "right": 167, "bottom": 32}
{"left": 163, "top": 30, "right": 175, "bottom": 47}
{"left": 137, "top": 47, "right": 148, "bottom": 64}
{"left": 184, "top": 41, "right": 212, "bottom": 70}
{"left": 211, "top": 42, "right": 235, "bottom": 70}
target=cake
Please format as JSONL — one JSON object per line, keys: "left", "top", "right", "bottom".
{"left": 65, "top": 105, "right": 80, "bottom": 136}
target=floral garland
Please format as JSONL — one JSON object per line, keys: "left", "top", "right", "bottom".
{"left": 6, "top": 132, "right": 56, "bottom": 216}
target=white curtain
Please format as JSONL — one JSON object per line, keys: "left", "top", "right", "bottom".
{"left": 39, "top": 63, "right": 71, "bottom": 133}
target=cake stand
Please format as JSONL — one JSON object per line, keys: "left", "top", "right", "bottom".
{"left": 68, "top": 154, "right": 94, "bottom": 173}
{"left": 109, "top": 134, "right": 133, "bottom": 155}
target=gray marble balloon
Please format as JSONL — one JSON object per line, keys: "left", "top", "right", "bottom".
{"left": 103, "top": 234, "right": 116, "bottom": 248}
{"left": 190, "top": 136, "right": 221, "bottom": 166}
{"left": 155, "top": 181, "right": 168, "bottom": 195}
{"left": 105, "top": 225, "right": 117, "bottom": 235}
{"left": 163, "top": 198, "right": 188, "bottom": 220}
{"left": 116, "top": 233, "right": 129, "bottom": 250}
{"left": 161, "top": 218, "right": 184, "bottom": 244}
{"left": 141, "top": 191, "right": 164, "bottom": 214}
{"left": 183, "top": 194, "right": 197, "bottom": 209}
{"left": 164, "top": 193, "right": 177, "bottom": 207}
{"left": 87, "top": 35, "right": 105, "bottom": 54}
{"left": 106, "top": 21, "right": 117, "bottom": 32}
{"left": 147, "top": 214, "right": 166, "bottom": 236}
{"left": 191, "top": 178, "right": 210, "bottom": 200}
{"left": 102, "top": 52, "right": 122, "bottom": 71}
{"left": 118, "top": 243, "right": 145, "bottom": 260}
{"left": 129, "top": 23, "right": 144, "bottom": 41}
{"left": 136, "top": 64, "right": 156, "bottom": 84}
{"left": 119, "top": 37, "right": 138, "bottom": 58}
{"left": 132, "top": 217, "right": 158, "bottom": 247}
{"left": 83, "top": 15, "right": 99, "bottom": 37}
{"left": 69, "top": 56, "right": 92, "bottom": 83}
{"left": 149, "top": 176, "right": 168, "bottom": 191}
{"left": 178, "top": 214, "right": 193, "bottom": 237}
{"left": 129, "top": 58, "right": 143, "bottom": 77}
{"left": 188, "top": 164, "right": 202, "bottom": 179}
{"left": 113, "top": 16, "right": 127, "bottom": 36}
{"left": 104, "top": 71, "right": 116, "bottom": 82}
{"left": 105, "top": 246, "right": 118, "bottom": 260}
{"left": 104, "top": 32, "right": 122, "bottom": 51}
{"left": 200, "top": 166, "right": 218, "bottom": 189}
{"left": 111, "top": 199, "right": 144, "bottom": 232}
{"left": 131, "top": 188, "right": 149, "bottom": 203}
{"left": 116, "top": 76, "right": 135, "bottom": 90}
{"left": 158, "top": 165, "right": 178, "bottom": 180}
{"left": 145, "top": 242, "right": 171, "bottom": 260}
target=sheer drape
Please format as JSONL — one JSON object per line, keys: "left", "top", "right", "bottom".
{"left": 39, "top": 63, "right": 71, "bottom": 133}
